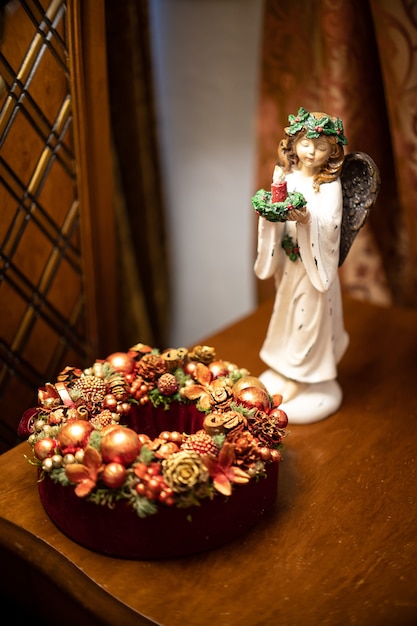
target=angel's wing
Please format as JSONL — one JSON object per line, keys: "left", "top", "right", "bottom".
{"left": 339, "top": 151, "right": 381, "bottom": 266}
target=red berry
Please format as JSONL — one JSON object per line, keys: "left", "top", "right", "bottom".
{"left": 145, "top": 488, "right": 156, "bottom": 500}
{"left": 148, "top": 477, "right": 161, "bottom": 492}
{"left": 271, "top": 449, "right": 283, "bottom": 463}
{"left": 259, "top": 447, "right": 272, "bottom": 462}
{"left": 135, "top": 483, "right": 146, "bottom": 496}
{"left": 159, "top": 490, "right": 172, "bottom": 503}
{"left": 271, "top": 394, "right": 283, "bottom": 408}
{"left": 147, "top": 463, "right": 161, "bottom": 476}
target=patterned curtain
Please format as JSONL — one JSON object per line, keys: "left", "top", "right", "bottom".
{"left": 256, "top": 0, "right": 417, "bottom": 308}
{"left": 105, "top": 0, "right": 169, "bottom": 349}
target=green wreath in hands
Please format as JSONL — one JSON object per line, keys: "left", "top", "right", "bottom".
{"left": 252, "top": 189, "right": 307, "bottom": 223}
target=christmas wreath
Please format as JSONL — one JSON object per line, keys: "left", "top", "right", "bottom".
{"left": 20, "top": 344, "right": 288, "bottom": 519}
{"left": 252, "top": 189, "right": 307, "bottom": 222}
{"left": 282, "top": 234, "right": 301, "bottom": 261}
{"left": 286, "top": 107, "right": 348, "bottom": 146}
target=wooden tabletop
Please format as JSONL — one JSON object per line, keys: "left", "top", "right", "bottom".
{"left": 1, "top": 296, "right": 416, "bottom": 626}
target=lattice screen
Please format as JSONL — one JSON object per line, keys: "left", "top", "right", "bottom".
{"left": 0, "top": 0, "right": 90, "bottom": 452}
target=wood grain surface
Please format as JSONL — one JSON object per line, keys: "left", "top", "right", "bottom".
{"left": 0, "top": 297, "right": 416, "bottom": 626}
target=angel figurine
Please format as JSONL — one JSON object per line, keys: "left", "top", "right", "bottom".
{"left": 252, "top": 107, "right": 380, "bottom": 423}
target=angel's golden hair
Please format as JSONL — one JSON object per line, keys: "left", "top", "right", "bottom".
{"left": 277, "top": 112, "right": 345, "bottom": 192}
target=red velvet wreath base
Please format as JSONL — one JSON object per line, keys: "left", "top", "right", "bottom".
{"left": 35, "top": 402, "right": 280, "bottom": 560}
{"left": 38, "top": 463, "right": 278, "bottom": 560}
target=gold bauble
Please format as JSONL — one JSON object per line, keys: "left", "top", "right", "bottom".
{"left": 106, "top": 352, "right": 135, "bottom": 374}
{"left": 101, "top": 426, "right": 140, "bottom": 465}
{"left": 232, "top": 375, "right": 268, "bottom": 395}
{"left": 101, "top": 462, "right": 127, "bottom": 488}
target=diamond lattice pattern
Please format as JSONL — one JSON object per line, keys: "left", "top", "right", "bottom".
{"left": 0, "top": 0, "right": 89, "bottom": 451}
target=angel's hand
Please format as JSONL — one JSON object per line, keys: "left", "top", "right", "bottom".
{"left": 287, "top": 208, "right": 309, "bottom": 224}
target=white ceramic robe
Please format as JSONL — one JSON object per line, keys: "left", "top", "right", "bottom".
{"left": 254, "top": 170, "right": 349, "bottom": 384}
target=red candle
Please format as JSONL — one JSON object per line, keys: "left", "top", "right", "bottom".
{"left": 271, "top": 181, "right": 288, "bottom": 203}
{"left": 271, "top": 165, "right": 288, "bottom": 202}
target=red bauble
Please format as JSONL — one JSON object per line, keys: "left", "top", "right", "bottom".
{"left": 106, "top": 352, "right": 135, "bottom": 374}
{"left": 101, "top": 426, "right": 140, "bottom": 465}
{"left": 269, "top": 407, "right": 288, "bottom": 429}
{"left": 34, "top": 437, "right": 57, "bottom": 460}
{"left": 208, "top": 360, "right": 229, "bottom": 379}
{"left": 235, "top": 386, "right": 271, "bottom": 412}
{"left": 101, "top": 462, "right": 127, "bottom": 488}
{"left": 103, "top": 393, "right": 118, "bottom": 410}
{"left": 57, "top": 420, "right": 95, "bottom": 454}
{"left": 184, "top": 362, "right": 197, "bottom": 376}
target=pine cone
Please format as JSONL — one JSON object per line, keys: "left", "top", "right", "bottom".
{"left": 108, "top": 372, "right": 129, "bottom": 401}
{"left": 136, "top": 354, "right": 167, "bottom": 381}
{"left": 181, "top": 430, "right": 219, "bottom": 457}
{"left": 71, "top": 375, "right": 107, "bottom": 407}
{"left": 248, "top": 411, "right": 285, "bottom": 447}
{"left": 157, "top": 373, "right": 178, "bottom": 395}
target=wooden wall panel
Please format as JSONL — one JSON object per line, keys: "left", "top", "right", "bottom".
{"left": 0, "top": 0, "right": 117, "bottom": 452}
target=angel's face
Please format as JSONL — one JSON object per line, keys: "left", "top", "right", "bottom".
{"left": 295, "top": 137, "right": 332, "bottom": 174}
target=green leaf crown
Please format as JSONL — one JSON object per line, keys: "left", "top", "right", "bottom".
{"left": 286, "top": 107, "right": 348, "bottom": 146}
